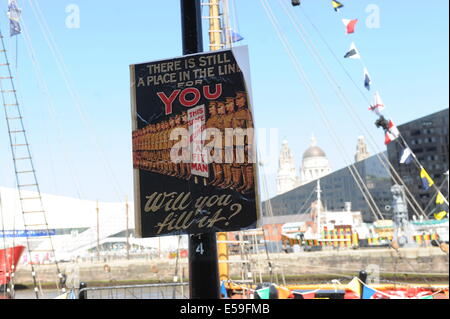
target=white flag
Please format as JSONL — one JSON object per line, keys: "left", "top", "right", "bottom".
{"left": 369, "top": 92, "right": 385, "bottom": 115}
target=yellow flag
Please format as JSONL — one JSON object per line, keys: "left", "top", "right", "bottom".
{"left": 420, "top": 167, "right": 434, "bottom": 190}
{"left": 54, "top": 292, "right": 69, "bottom": 299}
{"left": 347, "top": 277, "right": 361, "bottom": 297}
{"left": 436, "top": 192, "right": 445, "bottom": 205}
{"left": 276, "top": 286, "right": 292, "bottom": 299}
{"left": 332, "top": 0, "right": 344, "bottom": 11}
{"left": 435, "top": 210, "right": 447, "bottom": 221}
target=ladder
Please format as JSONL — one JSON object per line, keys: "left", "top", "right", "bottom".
{"left": 0, "top": 29, "right": 65, "bottom": 298}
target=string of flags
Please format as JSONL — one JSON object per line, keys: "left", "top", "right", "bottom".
{"left": 222, "top": 279, "right": 442, "bottom": 299}
{"left": 222, "top": 281, "right": 318, "bottom": 299}
{"left": 346, "top": 277, "right": 441, "bottom": 299}
{"left": 327, "top": 0, "right": 448, "bottom": 219}
{"left": 252, "top": 284, "right": 318, "bottom": 299}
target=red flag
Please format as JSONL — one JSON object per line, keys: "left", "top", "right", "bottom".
{"left": 342, "top": 19, "right": 358, "bottom": 34}
{"left": 384, "top": 120, "right": 400, "bottom": 145}
{"left": 294, "top": 290, "right": 316, "bottom": 299}
{"left": 301, "top": 291, "right": 316, "bottom": 299}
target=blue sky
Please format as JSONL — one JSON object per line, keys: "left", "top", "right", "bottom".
{"left": 0, "top": 0, "right": 448, "bottom": 203}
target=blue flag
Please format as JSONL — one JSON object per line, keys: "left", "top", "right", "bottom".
{"left": 220, "top": 281, "right": 228, "bottom": 298}
{"left": 231, "top": 31, "right": 244, "bottom": 43}
{"left": 7, "top": 0, "right": 22, "bottom": 37}
{"left": 364, "top": 68, "right": 371, "bottom": 91}
{"left": 400, "top": 147, "right": 413, "bottom": 164}
{"left": 362, "top": 285, "right": 377, "bottom": 299}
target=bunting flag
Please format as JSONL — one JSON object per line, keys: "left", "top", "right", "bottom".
{"left": 347, "top": 277, "right": 362, "bottom": 297}
{"left": 256, "top": 287, "right": 270, "bottom": 299}
{"left": 364, "top": 67, "right": 372, "bottom": 90}
{"left": 54, "top": 292, "right": 69, "bottom": 299}
{"left": 420, "top": 167, "right": 434, "bottom": 190}
{"left": 342, "top": 18, "right": 358, "bottom": 34}
{"left": 220, "top": 281, "right": 228, "bottom": 298}
{"left": 332, "top": 0, "right": 344, "bottom": 12}
{"left": 293, "top": 290, "right": 316, "bottom": 299}
{"left": 434, "top": 210, "right": 447, "bottom": 221}
{"left": 435, "top": 190, "right": 448, "bottom": 220}
{"left": 276, "top": 286, "right": 292, "bottom": 299}
{"left": 7, "top": 0, "right": 22, "bottom": 37}
{"left": 436, "top": 191, "right": 445, "bottom": 205}
{"left": 369, "top": 91, "right": 385, "bottom": 115}
{"left": 344, "top": 42, "right": 360, "bottom": 59}
{"left": 399, "top": 147, "right": 414, "bottom": 164}
{"left": 230, "top": 31, "right": 244, "bottom": 43}
{"left": 362, "top": 285, "right": 377, "bottom": 299}
{"left": 384, "top": 120, "right": 400, "bottom": 145}
{"left": 68, "top": 290, "right": 77, "bottom": 299}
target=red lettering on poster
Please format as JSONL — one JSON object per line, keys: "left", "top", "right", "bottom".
{"left": 158, "top": 90, "right": 180, "bottom": 115}
{"left": 203, "top": 84, "right": 222, "bottom": 100}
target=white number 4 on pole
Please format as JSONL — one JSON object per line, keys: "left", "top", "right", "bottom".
{"left": 196, "top": 243, "right": 204, "bottom": 255}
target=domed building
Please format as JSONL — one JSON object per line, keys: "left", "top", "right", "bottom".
{"left": 276, "top": 135, "right": 332, "bottom": 194}
{"left": 299, "top": 134, "right": 331, "bottom": 185}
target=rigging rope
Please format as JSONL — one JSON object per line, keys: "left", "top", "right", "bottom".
{"left": 279, "top": 1, "right": 413, "bottom": 220}
{"left": 27, "top": 0, "right": 125, "bottom": 202}
{"left": 259, "top": 0, "right": 383, "bottom": 221}
{"left": 19, "top": 17, "right": 85, "bottom": 201}
{"left": 298, "top": 7, "right": 448, "bottom": 213}
{"left": 274, "top": 2, "right": 448, "bottom": 284}
{"left": 279, "top": 2, "right": 443, "bottom": 222}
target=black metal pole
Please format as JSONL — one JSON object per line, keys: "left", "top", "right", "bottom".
{"left": 181, "top": 0, "right": 203, "bottom": 55}
{"left": 180, "top": 0, "right": 220, "bottom": 299}
{"left": 78, "top": 282, "right": 87, "bottom": 299}
{"left": 358, "top": 270, "right": 367, "bottom": 299}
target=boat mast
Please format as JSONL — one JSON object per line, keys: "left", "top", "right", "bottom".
{"left": 96, "top": 200, "right": 100, "bottom": 259}
{"left": 125, "top": 196, "right": 130, "bottom": 260}
{"left": 316, "top": 179, "right": 322, "bottom": 237}
{"left": 203, "top": 0, "right": 231, "bottom": 283}
{"left": 207, "top": 0, "right": 222, "bottom": 51}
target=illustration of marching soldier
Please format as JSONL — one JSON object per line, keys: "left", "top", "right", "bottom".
{"left": 180, "top": 111, "right": 191, "bottom": 180}
{"left": 217, "top": 100, "right": 234, "bottom": 189}
{"left": 205, "top": 101, "right": 220, "bottom": 185}
{"left": 232, "top": 91, "right": 254, "bottom": 194}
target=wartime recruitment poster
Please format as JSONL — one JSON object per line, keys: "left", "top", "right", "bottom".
{"left": 130, "top": 46, "right": 260, "bottom": 237}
